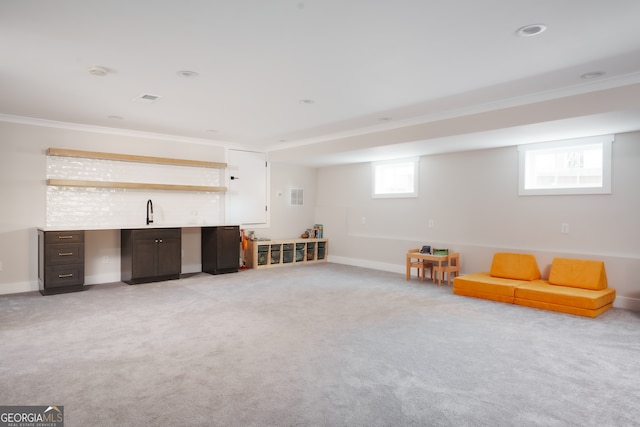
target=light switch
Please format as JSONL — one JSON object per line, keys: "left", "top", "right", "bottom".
{"left": 561, "top": 223, "right": 569, "bottom": 234}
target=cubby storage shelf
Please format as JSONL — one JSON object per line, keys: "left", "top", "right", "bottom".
{"left": 246, "top": 238, "right": 328, "bottom": 269}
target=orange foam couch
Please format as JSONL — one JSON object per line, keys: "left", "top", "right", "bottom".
{"left": 453, "top": 253, "right": 616, "bottom": 318}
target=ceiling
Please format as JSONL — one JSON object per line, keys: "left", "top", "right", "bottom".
{"left": 2, "top": 0, "right": 640, "bottom": 167}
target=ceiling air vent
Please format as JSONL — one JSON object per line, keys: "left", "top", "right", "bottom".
{"left": 133, "top": 93, "right": 162, "bottom": 104}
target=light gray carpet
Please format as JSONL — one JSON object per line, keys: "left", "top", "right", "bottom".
{"left": 1, "top": 263, "right": 639, "bottom": 427}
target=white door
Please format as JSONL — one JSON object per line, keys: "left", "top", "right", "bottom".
{"left": 228, "top": 150, "right": 268, "bottom": 225}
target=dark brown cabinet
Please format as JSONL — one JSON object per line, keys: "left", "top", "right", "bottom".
{"left": 121, "top": 228, "right": 181, "bottom": 284}
{"left": 38, "top": 229, "right": 85, "bottom": 295}
{"left": 201, "top": 226, "right": 240, "bottom": 274}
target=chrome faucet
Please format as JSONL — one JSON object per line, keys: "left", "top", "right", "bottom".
{"left": 146, "top": 199, "right": 154, "bottom": 225}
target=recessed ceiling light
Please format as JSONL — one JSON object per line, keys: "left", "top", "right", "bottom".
{"left": 299, "top": 99, "right": 315, "bottom": 105}
{"left": 516, "top": 24, "right": 547, "bottom": 37}
{"left": 88, "top": 65, "right": 109, "bottom": 76}
{"left": 581, "top": 71, "right": 605, "bottom": 79}
{"left": 107, "top": 115, "right": 123, "bottom": 120}
{"left": 206, "top": 129, "right": 218, "bottom": 133}
{"left": 379, "top": 117, "right": 392, "bottom": 122}
{"left": 177, "top": 70, "right": 199, "bottom": 78}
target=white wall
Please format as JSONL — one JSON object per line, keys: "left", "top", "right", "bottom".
{"left": 0, "top": 121, "right": 226, "bottom": 293}
{"left": 316, "top": 132, "right": 640, "bottom": 310}
{"left": 3, "top": 118, "right": 638, "bottom": 311}
{"left": 247, "top": 162, "right": 318, "bottom": 240}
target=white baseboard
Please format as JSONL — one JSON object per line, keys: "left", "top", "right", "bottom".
{"left": 182, "top": 263, "right": 203, "bottom": 275}
{"left": 612, "top": 295, "right": 640, "bottom": 311}
{"left": 86, "top": 273, "right": 121, "bottom": 285}
{"left": 0, "top": 280, "right": 39, "bottom": 295}
{"left": 85, "top": 264, "right": 203, "bottom": 285}
{"left": 329, "top": 256, "right": 405, "bottom": 274}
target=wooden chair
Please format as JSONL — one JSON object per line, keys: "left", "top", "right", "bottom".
{"left": 433, "top": 252, "right": 460, "bottom": 286}
{"left": 408, "top": 248, "right": 434, "bottom": 282}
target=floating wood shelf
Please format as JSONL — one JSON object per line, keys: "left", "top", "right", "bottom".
{"left": 47, "top": 148, "right": 227, "bottom": 169}
{"left": 47, "top": 179, "right": 227, "bottom": 192}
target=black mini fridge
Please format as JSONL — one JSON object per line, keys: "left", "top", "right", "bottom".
{"left": 201, "top": 226, "right": 240, "bottom": 274}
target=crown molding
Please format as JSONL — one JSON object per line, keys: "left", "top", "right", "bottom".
{"left": 0, "top": 113, "right": 235, "bottom": 148}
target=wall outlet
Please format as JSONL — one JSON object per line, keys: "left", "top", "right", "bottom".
{"left": 561, "top": 223, "right": 570, "bottom": 234}
{"left": 101, "top": 256, "right": 109, "bottom": 264}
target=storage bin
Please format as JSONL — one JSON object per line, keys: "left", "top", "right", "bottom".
{"left": 317, "top": 242, "right": 326, "bottom": 260}
{"left": 270, "top": 244, "right": 281, "bottom": 264}
{"left": 257, "top": 244, "right": 269, "bottom": 265}
{"left": 306, "top": 242, "right": 315, "bottom": 260}
{"left": 282, "top": 243, "right": 294, "bottom": 263}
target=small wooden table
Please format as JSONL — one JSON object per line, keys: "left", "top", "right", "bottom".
{"left": 406, "top": 250, "right": 458, "bottom": 285}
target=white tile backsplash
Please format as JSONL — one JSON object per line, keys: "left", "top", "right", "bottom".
{"left": 46, "top": 156, "right": 224, "bottom": 228}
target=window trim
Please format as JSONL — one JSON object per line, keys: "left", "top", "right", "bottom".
{"left": 518, "top": 135, "right": 613, "bottom": 196}
{"left": 372, "top": 157, "right": 419, "bottom": 199}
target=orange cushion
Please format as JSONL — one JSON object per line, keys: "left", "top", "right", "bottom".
{"left": 514, "top": 299, "right": 613, "bottom": 318}
{"left": 548, "top": 258, "right": 608, "bottom": 290}
{"left": 515, "top": 280, "right": 615, "bottom": 310}
{"left": 454, "top": 287, "right": 516, "bottom": 304}
{"left": 453, "top": 272, "right": 529, "bottom": 298}
{"left": 489, "top": 253, "right": 541, "bottom": 281}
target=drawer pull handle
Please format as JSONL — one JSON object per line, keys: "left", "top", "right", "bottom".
{"left": 58, "top": 273, "right": 73, "bottom": 278}
{"left": 58, "top": 235, "right": 74, "bottom": 240}
{"left": 58, "top": 252, "right": 74, "bottom": 256}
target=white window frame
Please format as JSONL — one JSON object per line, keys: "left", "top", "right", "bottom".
{"left": 518, "top": 135, "right": 613, "bottom": 196}
{"left": 372, "top": 157, "right": 419, "bottom": 198}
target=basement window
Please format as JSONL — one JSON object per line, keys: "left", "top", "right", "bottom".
{"left": 518, "top": 135, "right": 613, "bottom": 196}
{"left": 372, "top": 157, "right": 419, "bottom": 198}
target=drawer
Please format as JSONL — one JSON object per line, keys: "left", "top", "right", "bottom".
{"left": 127, "top": 228, "right": 181, "bottom": 240}
{"left": 45, "top": 264, "right": 84, "bottom": 287}
{"left": 44, "top": 230, "right": 84, "bottom": 244}
{"left": 45, "top": 243, "right": 84, "bottom": 265}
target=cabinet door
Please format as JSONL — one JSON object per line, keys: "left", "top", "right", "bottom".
{"left": 157, "top": 238, "right": 181, "bottom": 277}
{"left": 217, "top": 226, "right": 240, "bottom": 271}
{"left": 132, "top": 238, "right": 157, "bottom": 279}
